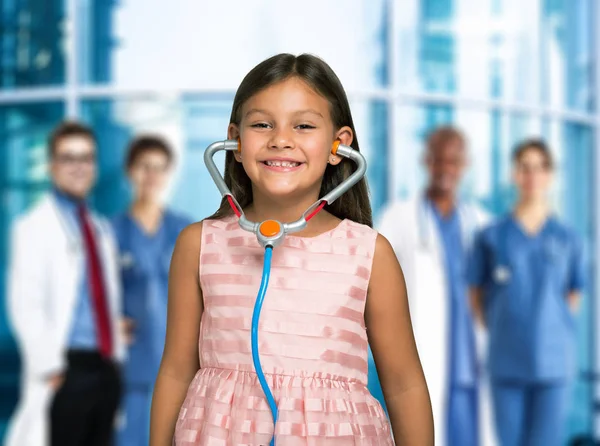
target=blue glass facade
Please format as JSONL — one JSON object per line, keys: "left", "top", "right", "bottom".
{"left": 0, "top": 0, "right": 596, "bottom": 442}
{"left": 0, "top": 102, "right": 65, "bottom": 436}
{"left": 0, "top": 0, "right": 65, "bottom": 88}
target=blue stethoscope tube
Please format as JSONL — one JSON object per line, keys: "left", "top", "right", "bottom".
{"left": 251, "top": 246, "right": 277, "bottom": 446}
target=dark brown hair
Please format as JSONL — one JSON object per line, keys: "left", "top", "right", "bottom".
{"left": 512, "top": 138, "right": 554, "bottom": 170}
{"left": 125, "top": 135, "right": 174, "bottom": 170}
{"left": 48, "top": 121, "right": 96, "bottom": 158}
{"left": 426, "top": 126, "right": 466, "bottom": 153}
{"left": 208, "top": 53, "right": 372, "bottom": 227}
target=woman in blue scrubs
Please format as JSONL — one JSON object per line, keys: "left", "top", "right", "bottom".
{"left": 468, "top": 139, "right": 585, "bottom": 446}
{"left": 112, "top": 135, "right": 192, "bottom": 446}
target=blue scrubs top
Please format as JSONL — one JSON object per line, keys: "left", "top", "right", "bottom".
{"left": 112, "top": 210, "right": 191, "bottom": 385}
{"left": 468, "top": 215, "right": 585, "bottom": 382}
{"left": 431, "top": 203, "right": 477, "bottom": 387}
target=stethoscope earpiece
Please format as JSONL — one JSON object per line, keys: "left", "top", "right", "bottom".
{"left": 331, "top": 139, "right": 341, "bottom": 155}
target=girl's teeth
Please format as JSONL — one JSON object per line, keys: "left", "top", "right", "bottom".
{"left": 266, "top": 161, "right": 299, "bottom": 167}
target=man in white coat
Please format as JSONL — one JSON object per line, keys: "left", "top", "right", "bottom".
{"left": 5, "top": 121, "right": 125, "bottom": 446}
{"left": 377, "top": 126, "right": 493, "bottom": 446}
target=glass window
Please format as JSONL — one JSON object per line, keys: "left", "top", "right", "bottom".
{"left": 173, "top": 97, "right": 234, "bottom": 221}
{"left": 2, "top": 103, "right": 64, "bottom": 185}
{"left": 356, "top": 101, "right": 389, "bottom": 217}
{"left": 541, "top": 0, "right": 594, "bottom": 112}
{"left": 77, "top": 0, "right": 388, "bottom": 91}
{"left": 0, "top": 103, "right": 65, "bottom": 424}
{"left": 553, "top": 121, "right": 593, "bottom": 438}
{"left": 395, "top": 0, "right": 593, "bottom": 111}
{"left": 0, "top": 1, "right": 66, "bottom": 89}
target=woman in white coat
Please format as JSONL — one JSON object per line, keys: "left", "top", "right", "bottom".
{"left": 376, "top": 127, "right": 494, "bottom": 446}
{"left": 5, "top": 122, "right": 125, "bottom": 446}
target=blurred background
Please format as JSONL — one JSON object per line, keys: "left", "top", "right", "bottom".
{"left": 0, "top": 0, "right": 597, "bottom": 444}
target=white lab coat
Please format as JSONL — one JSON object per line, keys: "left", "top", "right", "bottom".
{"left": 4, "top": 193, "right": 125, "bottom": 446}
{"left": 377, "top": 197, "right": 496, "bottom": 446}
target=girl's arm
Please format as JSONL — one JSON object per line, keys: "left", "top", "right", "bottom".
{"left": 150, "top": 223, "right": 204, "bottom": 446}
{"left": 366, "top": 234, "right": 434, "bottom": 445}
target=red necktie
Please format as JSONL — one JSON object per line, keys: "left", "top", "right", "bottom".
{"left": 78, "top": 204, "right": 113, "bottom": 358}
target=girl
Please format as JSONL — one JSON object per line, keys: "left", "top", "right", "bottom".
{"left": 468, "top": 139, "right": 585, "bottom": 446}
{"left": 112, "top": 136, "right": 192, "bottom": 446}
{"left": 150, "top": 53, "right": 433, "bottom": 445}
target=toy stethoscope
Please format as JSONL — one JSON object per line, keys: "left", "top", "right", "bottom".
{"left": 204, "top": 138, "right": 367, "bottom": 446}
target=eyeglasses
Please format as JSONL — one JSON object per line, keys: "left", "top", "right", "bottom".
{"left": 53, "top": 153, "right": 96, "bottom": 165}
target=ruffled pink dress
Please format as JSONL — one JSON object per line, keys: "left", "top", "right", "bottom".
{"left": 174, "top": 216, "right": 393, "bottom": 445}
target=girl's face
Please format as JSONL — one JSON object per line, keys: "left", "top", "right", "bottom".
{"left": 229, "top": 76, "right": 353, "bottom": 204}
{"left": 513, "top": 148, "right": 553, "bottom": 202}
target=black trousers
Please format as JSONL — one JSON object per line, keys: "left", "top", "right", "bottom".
{"left": 50, "top": 350, "right": 122, "bottom": 446}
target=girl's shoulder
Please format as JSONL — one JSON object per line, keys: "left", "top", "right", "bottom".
{"left": 200, "top": 214, "right": 240, "bottom": 234}
{"left": 344, "top": 218, "right": 376, "bottom": 234}
{"left": 169, "top": 220, "right": 204, "bottom": 275}
{"left": 309, "top": 218, "right": 377, "bottom": 247}
{"left": 175, "top": 220, "right": 204, "bottom": 248}
{"left": 332, "top": 217, "right": 377, "bottom": 243}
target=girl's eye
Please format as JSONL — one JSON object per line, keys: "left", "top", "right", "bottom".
{"left": 296, "top": 124, "right": 316, "bottom": 130}
{"left": 251, "top": 123, "right": 271, "bottom": 129}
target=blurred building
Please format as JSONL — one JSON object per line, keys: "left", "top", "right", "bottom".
{"left": 0, "top": 0, "right": 597, "bottom": 443}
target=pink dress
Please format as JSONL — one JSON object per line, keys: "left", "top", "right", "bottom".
{"left": 175, "top": 215, "right": 393, "bottom": 445}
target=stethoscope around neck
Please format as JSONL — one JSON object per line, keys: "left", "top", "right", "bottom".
{"left": 204, "top": 138, "right": 367, "bottom": 445}
{"left": 204, "top": 139, "right": 367, "bottom": 248}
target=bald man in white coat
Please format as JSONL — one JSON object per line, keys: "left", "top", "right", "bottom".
{"left": 377, "top": 127, "right": 495, "bottom": 446}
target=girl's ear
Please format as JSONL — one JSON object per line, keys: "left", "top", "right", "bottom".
{"left": 229, "top": 124, "right": 242, "bottom": 162}
{"left": 335, "top": 126, "right": 353, "bottom": 147}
